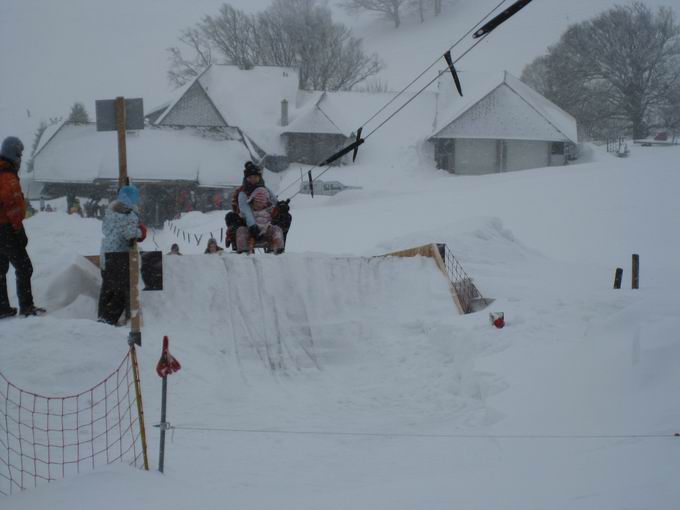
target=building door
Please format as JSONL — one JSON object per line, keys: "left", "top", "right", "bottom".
{"left": 453, "top": 139, "right": 497, "bottom": 175}
{"left": 504, "top": 140, "right": 550, "bottom": 172}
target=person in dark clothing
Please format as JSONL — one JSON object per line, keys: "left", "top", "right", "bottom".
{"left": 0, "top": 136, "right": 45, "bottom": 318}
{"left": 167, "top": 243, "right": 182, "bottom": 255}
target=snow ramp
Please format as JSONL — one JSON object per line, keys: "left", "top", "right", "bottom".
{"left": 141, "top": 253, "right": 458, "bottom": 375}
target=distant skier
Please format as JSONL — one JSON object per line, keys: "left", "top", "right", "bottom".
{"left": 0, "top": 136, "right": 45, "bottom": 318}
{"left": 97, "top": 185, "right": 147, "bottom": 325}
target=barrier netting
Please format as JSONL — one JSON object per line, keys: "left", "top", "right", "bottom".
{"left": 0, "top": 351, "right": 145, "bottom": 496}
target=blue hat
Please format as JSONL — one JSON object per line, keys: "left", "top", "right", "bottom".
{"left": 118, "top": 185, "right": 140, "bottom": 207}
{"left": 0, "top": 136, "right": 24, "bottom": 164}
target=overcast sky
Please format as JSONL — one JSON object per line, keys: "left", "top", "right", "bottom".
{"left": 1, "top": 0, "right": 675, "bottom": 144}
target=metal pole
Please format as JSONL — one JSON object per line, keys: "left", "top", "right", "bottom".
{"left": 115, "top": 97, "right": 128, "bottom": 189}
{"left": 632, "top": 254, "right": 639, "bottom": 289}
{"left": 158, "top": 375, "right": 168, "bottom": 473}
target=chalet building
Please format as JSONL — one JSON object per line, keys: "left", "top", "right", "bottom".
{"left": 282, "top": 92, "right": 352, "bottom": 165}
{"left": 430, "top": 71, "right": 578, "bottom": 174}
{"left": 152, "top": 65, "right": 298, "bottom": 172}
{"left": 30, "top": 122, "right": 270, "bottom": 226}
{"left": 30, "top": 65, "right": 578, "bottom": 224}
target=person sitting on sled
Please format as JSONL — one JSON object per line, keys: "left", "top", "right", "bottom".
{"left": 234, "top": 165, "right": 284, "bottom": 254}
{"left": 226, "top": 162, "right": 292, "bottom": 252}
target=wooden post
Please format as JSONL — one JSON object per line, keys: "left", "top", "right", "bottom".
{"left": 632, "top": 254, "right": 639, "bottom": 289}
{"left": 613, "top": 267, "right": 623, "bottom": 289}
{"left": 115, "top": 96, "right": 128, "bottom": 189}
{"left": 129, "top": 243, "right": 142, "bottom": 342}
{"left": 129, "top": 345, "right": 149, "bottom": 471}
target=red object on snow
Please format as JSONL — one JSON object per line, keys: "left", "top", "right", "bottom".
{"left": 156, "top": 336, "right": 181, "bottom": 377}
{"left": 490, "top": 312, "right": 505, "bottom": 329}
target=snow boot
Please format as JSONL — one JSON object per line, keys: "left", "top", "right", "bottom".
{"left": 20, "top": 305, "right": 46, "bottom": 317}
{"left": 0, "top": 307, "right": 17, "bottom": 319}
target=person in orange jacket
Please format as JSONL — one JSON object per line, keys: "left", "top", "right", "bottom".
{"left": 0, "top": 136, "right": 44, "bottom": 318}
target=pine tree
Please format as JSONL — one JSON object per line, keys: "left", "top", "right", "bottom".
{"left": 67, "top": 102, "right": 90, "bottom": 124}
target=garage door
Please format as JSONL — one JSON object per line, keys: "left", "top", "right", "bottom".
{"left": 454, "top": 139, "right": 497, "bottom": 175}
{"left": 504, "top": 140, "right": 549, "bottom": 172}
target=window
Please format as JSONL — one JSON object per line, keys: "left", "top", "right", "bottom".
{"left": 551, "top": 142, "right": 565, "bottom": 155}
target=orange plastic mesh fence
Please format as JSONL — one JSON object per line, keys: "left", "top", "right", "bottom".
{"left": 0, "top": 351, "right": 144, "bottom": 496}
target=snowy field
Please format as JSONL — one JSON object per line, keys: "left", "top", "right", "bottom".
{"left": 2, "top": 143, "right": 679, "bottom": 509}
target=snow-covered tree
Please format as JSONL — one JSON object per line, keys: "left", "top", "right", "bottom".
{"left": 67, "top": 102, "right": 90, "bottom": 124}
{"left": 341, "top": 0, "right": 407, "bottom": 28}
{"left": 521, "top": 2, "right": 680, "bottom": 139}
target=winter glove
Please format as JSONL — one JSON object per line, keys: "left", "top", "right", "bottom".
{"left": 137, "top": 224, "right": 147, "bottom": 243}
{"left": 248, "top": 224, "right": 261, "bottom": 241}
{"left": 276, "top": 200, "right": 290, "bottom": 214}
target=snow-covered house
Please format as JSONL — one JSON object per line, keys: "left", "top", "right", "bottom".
{"left": 282, "top": 92, "right": 353, "bottom": 165}
{"left": 152, "top": 65, "right": 299, "bottom": 172}
{"left": 429, "top": 71, "right": 578, "bottom": 175}
{"left": 30, "top": 121, "right": 273, "bottom": 225}
{"left": 282, "top": 90, "right": 438, "bottom": 167}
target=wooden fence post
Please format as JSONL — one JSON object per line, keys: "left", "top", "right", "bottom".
{"left": 632, "top": 254, "right": 639, "bottom": 289}
{"left": 613, "top": 267, "right": 623, "bottom": 289}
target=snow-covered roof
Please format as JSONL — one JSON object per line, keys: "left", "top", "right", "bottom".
{"left": 432, "top": 70, "right": 578, "bottom": 143}
{"left": 32, "top": 121, "right": 67, "bottom": 157}
{"left": 283, "top": 90, "right": 436, "bottom": 137}
{"left": 31, "top": 123, "right": 255, "bottom": 188}
{"left": 156, "top": 65, "right": 299, "bottom": 155}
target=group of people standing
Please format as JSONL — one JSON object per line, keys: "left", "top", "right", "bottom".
{"left": 96, "top": 160, "right": 292, "bottom": 326}
{"left": 0, "top": 140, "right": 291, "bottom": 325}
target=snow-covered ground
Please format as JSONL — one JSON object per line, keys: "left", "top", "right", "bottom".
{"left": 2, "top": 143, "right": 679, "bottom": 509}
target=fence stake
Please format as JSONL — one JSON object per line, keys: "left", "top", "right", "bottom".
{"left": 613, "top": 267, "right": 623, "bottom": 289}
{"left": 158, "top": 374, "right": 168, "bottom": 473}
{"left": 632, "top": 254, "right": 639, "bottom": 289}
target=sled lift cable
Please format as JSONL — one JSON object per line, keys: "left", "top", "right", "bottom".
{"left": 359, "top": 0, "right": 509, "bottom": 130}
{"left": 279, "top": 0, "right": 535, "bottom": 200}
{"left": 363, "top": 33, "right": 487, "bottom": 142}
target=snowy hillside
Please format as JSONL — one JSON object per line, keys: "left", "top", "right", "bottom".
{"left": 2, "top": 143, "right": 680, "bottom": 508}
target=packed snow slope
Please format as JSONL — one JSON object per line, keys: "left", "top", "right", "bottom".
{"left": 2, "top": 144, "right": 680, "bottom": 509}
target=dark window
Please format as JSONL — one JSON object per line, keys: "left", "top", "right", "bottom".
{"left": 551, "top": 142, "right": 565, "bottom": 155}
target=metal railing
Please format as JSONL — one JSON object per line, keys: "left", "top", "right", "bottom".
{"left": 437, "top": 244, "right": 488, "bottom": 314}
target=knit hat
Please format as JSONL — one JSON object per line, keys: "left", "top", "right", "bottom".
{"left": 117, "top": 185, "right": 140, "bottom": 207}
{"left": 243, "top": 161, "right": 261, "bottom": 177}
{"left": 0, "top": 137, "right": 24, "bottom": 164}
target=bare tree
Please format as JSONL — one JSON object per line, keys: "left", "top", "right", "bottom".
{"left": 200, "top": 4, "right": 257, "bottom": 69}
{"left": 433, "top": 0, "right": 442, "bottom": 17}
{"left": 341, "top": 0, "right": 408, "bottom": 28}
{"left": 167, "top": 28, "right": 213, "bottom": 87}
{"left": 167, "top": 0, "right": 383, "bottom": 91}
{"left": 521, "top": 2, "right": 680, "bottom": 139}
